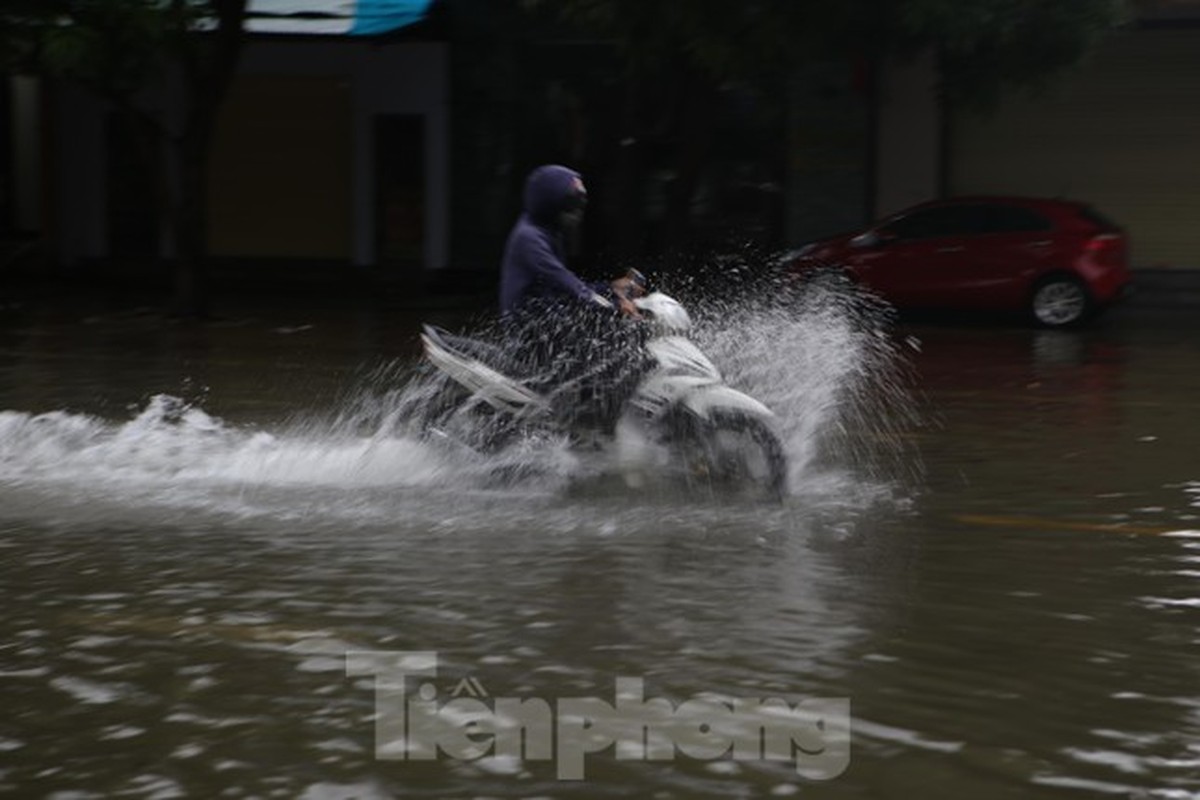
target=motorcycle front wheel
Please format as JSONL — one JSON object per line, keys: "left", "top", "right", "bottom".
{"left": 680, "top": 411, "right": 788, "bottom": 502}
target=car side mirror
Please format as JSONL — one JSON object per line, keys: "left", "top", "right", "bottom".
{"left": 850, "top": 231, "right": 882, "bottom": 249}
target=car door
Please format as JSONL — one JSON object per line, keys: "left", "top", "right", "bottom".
{"left": 844, "top": 204, "right": 987, "bottom": 307}
{"left": 956, "top": 204, "right": 1059, "bottom": 308}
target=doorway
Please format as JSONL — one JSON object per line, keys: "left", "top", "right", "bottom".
{"left": 374, "top": 115, "right": 425, "bottom": 269}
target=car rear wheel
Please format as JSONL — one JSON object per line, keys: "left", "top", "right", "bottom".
{"left": 1030, "top": 276, "right": 1092, "bottom": 328}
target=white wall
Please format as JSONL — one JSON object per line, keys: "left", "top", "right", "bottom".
{"left": 874, "top": 51, "right": 941, "bottom": 218}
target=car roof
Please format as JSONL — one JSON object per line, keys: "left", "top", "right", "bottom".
{"left": 907, "top": 195, "right": 1084, "bottom": 212}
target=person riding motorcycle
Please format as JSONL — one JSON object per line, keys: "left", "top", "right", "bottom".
{"left": 498, "top": 164, "right": 645, "bottom": 431}
{"left": 499, "top": 164, "right": 641, "bottom": 317}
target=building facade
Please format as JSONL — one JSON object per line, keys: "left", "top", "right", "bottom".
{"left": 6, "top": 0, "right": 448, "bottom": 277}
{"left": 7, "top": 1, "right": 1200, "bottom": 283}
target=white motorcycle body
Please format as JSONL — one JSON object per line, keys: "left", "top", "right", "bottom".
{"left": 422, "top": 292, "right": 773, "bottom": 425}
{"left": 419, "top": 291, "right": 786, "bottom": 496}
{"left": 631, "top": 335, "right": 775, "bottom": 425}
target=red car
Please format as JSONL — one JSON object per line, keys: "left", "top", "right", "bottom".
{"left": 785, "top": 196, "right": 1131, "bottom": 327}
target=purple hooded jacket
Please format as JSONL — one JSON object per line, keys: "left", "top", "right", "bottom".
{"left": 498, "top": 165, "right": 599, "bottom": 315}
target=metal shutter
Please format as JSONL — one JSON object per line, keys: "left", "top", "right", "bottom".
{"left": 950, "top": 28, "right": 1200, "bottom": 269}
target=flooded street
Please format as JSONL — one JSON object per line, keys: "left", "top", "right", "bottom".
{"left": 1, "top": 292, "right": 1198, "bottom": 799}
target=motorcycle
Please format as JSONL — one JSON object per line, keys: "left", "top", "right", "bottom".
{"left": 418, "top": 290, "right": 788, "bottom": 499}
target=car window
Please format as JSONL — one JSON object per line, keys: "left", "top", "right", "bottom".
{"left": 881, "top": 205, "right": 988, "bottom": 240}
{"left": 985, "top": 205, "right": 1053, "bottom": 233}
{"left": 1077, "top": 205, "right": 1120, "bottom": 232}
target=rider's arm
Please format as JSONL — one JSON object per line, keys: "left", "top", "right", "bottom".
{"left": 525, "top": 234, "right": 612, "bottom": 308}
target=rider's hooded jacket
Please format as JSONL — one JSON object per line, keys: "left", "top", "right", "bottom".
{"left": 499, "top": 165, "right": 600, "bottom": 315}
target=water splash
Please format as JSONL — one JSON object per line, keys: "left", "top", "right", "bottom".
{"left": 0, "top": 394, "right": 451, "bottom": 491}
{"left": 0, "top": 393, "right": 470, "bottom": 528}
{"left": 0, "top": 275, "right": 921, "bottom": 524}
{"left": 683, "top": 270, "right": 923, "bottom": 498}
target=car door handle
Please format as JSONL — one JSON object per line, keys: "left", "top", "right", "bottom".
{"left": 1027, "top": 240, "right": 1052, "bottom": 248}
{"left": 936, "top": 246, "right": 964, "bottom": 253}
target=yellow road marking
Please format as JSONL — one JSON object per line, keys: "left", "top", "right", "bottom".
{"left": 953, "top": 514, "right": 1172, "bottom": 536}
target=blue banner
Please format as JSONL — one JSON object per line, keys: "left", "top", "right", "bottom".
{"left": 244, "top": 0, "right": 434, "bottom": 35}
{"left": 350, "top": 0, "right": 435, "bottom": 35}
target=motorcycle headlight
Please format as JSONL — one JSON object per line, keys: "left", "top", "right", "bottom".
{"left": 635, "top": 292, "right": 691, "bottom": 333}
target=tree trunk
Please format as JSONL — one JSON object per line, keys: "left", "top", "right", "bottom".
{"left": 168, "top": 0, "right": 248, "bottom": 318}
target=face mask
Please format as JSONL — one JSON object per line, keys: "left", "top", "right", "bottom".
{"left": 559, "top": 179, "right": 587, "bottom": 230}
{"left": 559, "top": 208, "right": 585, "bottom": 230}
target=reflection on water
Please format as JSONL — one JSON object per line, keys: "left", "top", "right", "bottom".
{"left": 1, "top": 295, "right": 1199, "bottom": 798}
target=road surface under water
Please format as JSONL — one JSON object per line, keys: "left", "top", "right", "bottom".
{"left": 0, "top": 287, "right": 1197, "bottom": 799}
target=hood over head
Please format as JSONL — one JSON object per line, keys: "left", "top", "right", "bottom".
{"left": 522, "top": 165, "right": 585, "bottom": 226}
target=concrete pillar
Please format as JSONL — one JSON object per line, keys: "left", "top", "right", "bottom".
{"left": 11, "top": 76, "right": 42, "bottom": 233}
{"left": 52, "top": 83, "right": 108, "bottom": 265}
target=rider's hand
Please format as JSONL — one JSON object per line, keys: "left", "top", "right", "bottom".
{"left": 610, "top": 277, "right": 641, "bottom": 318}
{"left": 612, "top": 276, "right": 645, "bottom": 298}
{"left": 617, "top": 295, "right": 641, "bottom": 318}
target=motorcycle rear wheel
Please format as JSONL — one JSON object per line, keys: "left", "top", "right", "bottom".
{"left": 424, "top": 392, "right": 522, "bottom": 454}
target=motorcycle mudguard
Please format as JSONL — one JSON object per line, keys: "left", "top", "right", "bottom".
{"left": 645, "top": 336, "right": 720, "bottom": 379}
{"left": 630, "top": 374, "right": 777, "bottom": 424}
{"left": 680, "top": 383, "right": 777, "bottom": 423}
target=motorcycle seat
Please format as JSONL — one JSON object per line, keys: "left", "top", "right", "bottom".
{"left": 422, "top": 325, "right": 533, "bottom": 380}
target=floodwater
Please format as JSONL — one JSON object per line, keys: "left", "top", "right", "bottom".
{"left": 1, "top": 286, "right": 1198, "bottom": 799}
